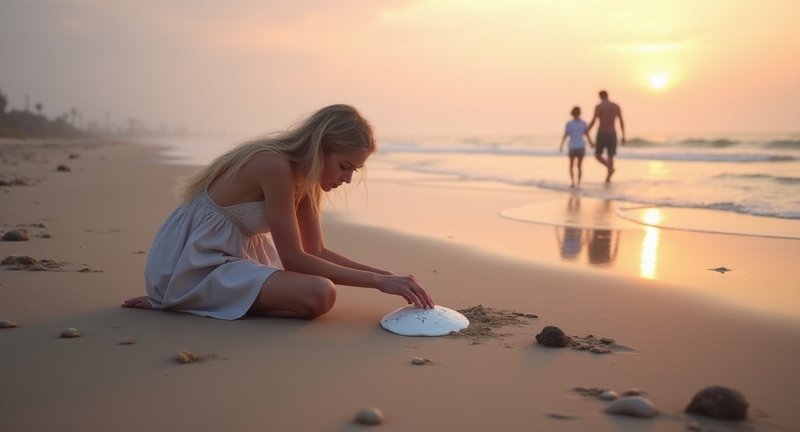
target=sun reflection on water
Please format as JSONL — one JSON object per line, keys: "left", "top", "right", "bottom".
{"left": 640, "top": 208, "right": 662, "bottom": 279}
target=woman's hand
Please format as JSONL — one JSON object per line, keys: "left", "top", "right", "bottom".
{"left": 378, "top": 274, "right": 435, "bottom": 309}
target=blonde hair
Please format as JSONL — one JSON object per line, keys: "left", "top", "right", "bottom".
{"left": 180, "top": 104, "right": 375, "bottom": 214}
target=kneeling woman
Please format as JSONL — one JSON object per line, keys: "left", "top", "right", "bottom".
{"left": 123, "top": 104, "right": 434, "bottom": 319}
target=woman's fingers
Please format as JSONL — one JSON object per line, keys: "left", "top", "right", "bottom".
{"left": 380, "top": 274, "right": 434, "bottom": 309}
{"left": 407, "top": 276, "right": 434, "bottom": 309}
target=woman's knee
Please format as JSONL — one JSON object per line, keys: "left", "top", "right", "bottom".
{"left": 304, "top": 277, "right": 336, "bottom": 318}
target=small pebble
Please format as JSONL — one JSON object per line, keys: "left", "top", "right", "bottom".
{"left": 1, "top": 319, "right": 20, "bottom": 328}
{"left": 599, "top": 390, "right": 619, "bottom": 401}
{"left": 0, "top": 178, "right": 28, "bottom": 186}
{"left": 118, "top": 339, "right": 136, "bottom": 345}
{"left": 546, "top": 413, "right": 577, "bottom": 420}
{"left": 535, "top": 325, "right": 570, "bottom": 347}
{"left": 176, "top": 350, "right": 202, "bottom": 364}
{"left": 411, "top": 357, "right": 430, "bottom": 365}
{"left": 56, "top": 164, "right": 71, "bottom": 172}
{"left": 355, "top": 407, "right": 384, "bottom": 425}
{"left": 604, "top": 396, "right": 658, "bottom": 418}
{"left": 685, "top": 386, "right": 748, "bottom": 420}
{"left": 2, "top": 229, "right": 29, "bottom": 241}
{"left": 60, "top": 327, "right": 81, "bottom": 338}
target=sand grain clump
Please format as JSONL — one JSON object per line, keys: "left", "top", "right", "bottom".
{"left": 447, "top": 305, "right": 537, "bottom": 343}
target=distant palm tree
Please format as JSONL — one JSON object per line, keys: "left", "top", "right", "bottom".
{"left": 35, "top": 103, "right": 43, "bottom": 115}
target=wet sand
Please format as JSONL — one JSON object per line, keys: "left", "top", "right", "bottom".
{"left": 1, "top": 138, "right": 798, "bottom": 431}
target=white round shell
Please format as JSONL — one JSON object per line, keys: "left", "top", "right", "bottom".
{"left": 380, "top": 305, "right": 470, "bottom": 336}
{"left": 604, "top": 396, "right": 658, "bottom": 417}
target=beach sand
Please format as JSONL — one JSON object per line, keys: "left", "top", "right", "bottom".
{"left": 1, "top": 139, "right": 798, "bottom": 431}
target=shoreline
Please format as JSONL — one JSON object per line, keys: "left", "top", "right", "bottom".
{"left": 1, "top": 139, "right": 798, "bottom": 431}
{"left": 326, "top": 157, "right": 800, "bottom": 322}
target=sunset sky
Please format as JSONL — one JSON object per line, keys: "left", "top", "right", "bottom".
{"left": 1, "top": 0, "right": 798, "bottom": 137}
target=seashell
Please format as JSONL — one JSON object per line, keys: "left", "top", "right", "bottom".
{"left": 535, "top": 326, "right": 569, "bottom": 347}
{"left": 599, "top": 390, "right": 619, "bottom": 401}
{"left": 1, "top": 319, "right": 20, "bottom": 328}
{"left": 411, "top": 357, "right": 430, "bottom": 365}
{"left": 685, "top": 386, "right": 748, "bottom": 420}
{"left": 60, "top": 327, "right": 81, "bottom": 338}
{"left": 380, "top": 305, "right": 469, "bottom": 336}
{"left": 604, "top": 396, "right": 658, "bottom": 417}
{"left": 355, "top": 407, "right": 384, "bottom": 425}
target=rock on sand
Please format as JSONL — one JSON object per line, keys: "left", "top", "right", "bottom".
{"left": 535, "top": 325, "right": 569, "bottom": 347}
{"left": 355, "top": 407, "right": 385, "bottom": 425}
{"left": 685, "top": 386, "right": 748, "bottom": 420}
{"left": 60, "top": 327, "right": 81, "bottom": 338}
{"left": 1, "top": 319, "right": 20, "bottom": 328}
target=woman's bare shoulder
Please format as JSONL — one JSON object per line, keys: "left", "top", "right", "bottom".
{"left": 238, "top": 152, "right": 296, "bottom": 196}
{"left": 242, "top": 152, "right": 292, "bottom": 178}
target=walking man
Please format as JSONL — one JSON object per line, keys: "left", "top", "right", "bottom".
{"left": 587, "top": 90, "right": 625, "bottom": 182}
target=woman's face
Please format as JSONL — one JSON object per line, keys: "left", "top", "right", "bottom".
{"left": 320, "top": 148, "right": 371, "bottom": 192}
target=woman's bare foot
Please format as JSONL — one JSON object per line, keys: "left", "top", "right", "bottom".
{"left": 121, "top": 296, "right": 153, "bottom": 309}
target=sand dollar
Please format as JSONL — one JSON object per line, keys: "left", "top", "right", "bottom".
{"left": 380, "top": 305, "right": 469, "bottom": 336}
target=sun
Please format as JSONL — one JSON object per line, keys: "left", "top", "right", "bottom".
{"left": 649, "top": 74, "right": 668, "bottom": 90}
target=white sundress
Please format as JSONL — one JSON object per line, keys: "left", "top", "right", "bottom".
{"left": 144, "top": 190, "right": 282, "bottom": 320}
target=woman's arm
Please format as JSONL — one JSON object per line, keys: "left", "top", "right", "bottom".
{"left": 296, "top": 196, "right": 393, "bottom": 275}
{"left": 252, "top": 154, "right": 433, "bottom": 308}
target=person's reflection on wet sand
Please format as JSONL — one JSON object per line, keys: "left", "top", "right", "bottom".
{"left": 588, "top": 228, "right": 619, "bottom": 265}
{"left": 588, "top": 200, "right": 620, "bottom": 265}
{"left": 556, "top": 194, "right": 586, "bottom": 260}
{"left": 555, "top": 196, "right": 620, "bottom": 266}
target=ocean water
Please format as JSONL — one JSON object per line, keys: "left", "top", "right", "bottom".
{"left": 153, "top": 131, "right": 800, "bottom": 238}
